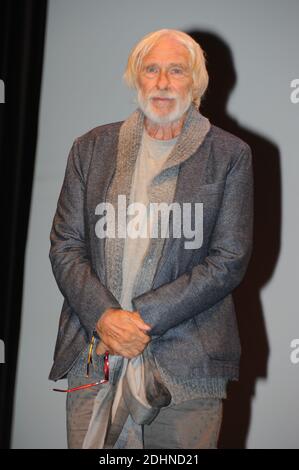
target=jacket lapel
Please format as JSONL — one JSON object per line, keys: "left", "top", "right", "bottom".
{"left": 151, "top": 130, "right": 213, "bottom": 287}
{"left": 87, "top": 125, "right": 122, "bottom": 285}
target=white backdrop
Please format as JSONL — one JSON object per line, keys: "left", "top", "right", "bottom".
{"left": 11, "top": 0, "right": 299, "bottom": 448}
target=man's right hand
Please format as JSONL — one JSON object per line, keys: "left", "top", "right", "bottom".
{"left": 95, "top": 308, "right": 152, "bottom": 359}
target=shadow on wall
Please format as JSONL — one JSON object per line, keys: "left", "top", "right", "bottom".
{"left": 187, "top": 30, "right": 281, "bottom": 449}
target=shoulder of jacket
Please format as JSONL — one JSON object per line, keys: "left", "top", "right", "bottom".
{"left": 75, "top": 120, "right": 124, "bottom": 145}
{"left": 67, "top": 121, "right": 123, "bottom": 176}
{"left": 209, "top": 124, "right": 251, "bottom": 156}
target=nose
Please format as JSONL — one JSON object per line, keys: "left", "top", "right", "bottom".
{"left": 156, "top": 69, "right": 170, "bottom": 90}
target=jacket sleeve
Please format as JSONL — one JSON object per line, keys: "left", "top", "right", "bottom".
{"left": 131, "top": 143, "right": 254, "bottom": 337}
{"left": 49, "top": 138, "right": 121, "bottom": 340}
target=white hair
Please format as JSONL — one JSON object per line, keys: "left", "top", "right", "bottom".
{"left": 123, "top": 28, "right": 209, "bottom": 109}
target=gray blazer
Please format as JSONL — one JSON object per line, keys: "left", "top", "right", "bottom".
{"left": 48, "top": 120, "right": 254, "bottom": 382}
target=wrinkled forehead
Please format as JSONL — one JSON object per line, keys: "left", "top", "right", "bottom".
{"left": 141, "top": 37, "right": 191, "bottom": 66}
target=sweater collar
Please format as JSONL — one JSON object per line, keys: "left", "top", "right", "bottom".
{"left": 117, "top": 102, "right": 211, "bottom": 175}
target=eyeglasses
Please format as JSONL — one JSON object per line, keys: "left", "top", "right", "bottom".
{"left": 53, "top": 333, "right": 109, "bottom": 393}
{"left": 141, "top": 64, "right": 191, "bottom": 79}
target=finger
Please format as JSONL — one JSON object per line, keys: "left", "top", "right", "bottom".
{"left": 100, "top": 312, "right": 151, "bottom": 339}
{"left": 125, "top": 332, "right": 150, "bottom": 347}
{"left": 128, "top": 316, "right": 152, "bottom": 331}
{"left": 130, "top": 311, "right": 151, "bottom": 328}
{"left": 96, "top": 341, "right": 108, "bottom": 355}
{"left": 128, "top": 336, "right": 150, "bottom": 351}
{"left": 111, "top": 320, "right": 150, "bottom": 340}
{"left": 128, "top": 345, "right": 147, "bottom": 358}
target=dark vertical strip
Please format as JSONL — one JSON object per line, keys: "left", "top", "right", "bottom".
{"left": 0, "top": 0, "right": 48, "bottom": 448}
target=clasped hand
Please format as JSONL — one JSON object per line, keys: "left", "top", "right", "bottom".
{"left": 95, "top": 307, "right": 151, "bottom": 359}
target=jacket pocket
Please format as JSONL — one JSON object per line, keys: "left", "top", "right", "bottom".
{"left": 193, "top": 295, "right": 241, "bottom": 363}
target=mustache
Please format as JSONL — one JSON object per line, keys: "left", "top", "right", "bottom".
{"left": 149, "top": 93, "right": 177, "bottom": 100}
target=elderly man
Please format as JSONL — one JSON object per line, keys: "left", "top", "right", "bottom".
{"left": 49, "top": 29, "right": 253, "bottom": 449}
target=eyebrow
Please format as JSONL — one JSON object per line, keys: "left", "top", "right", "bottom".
{"left": 143, "top": 62, "right": 188, "bottom": 69}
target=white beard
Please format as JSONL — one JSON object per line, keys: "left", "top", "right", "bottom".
{"left": 137, "top": 88, "right": 193, "bottom": 125}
